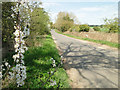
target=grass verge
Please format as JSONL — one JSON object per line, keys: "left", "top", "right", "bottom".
{"left": 55, "top": 30, "right": 119, "bottom": 48}
{"left": 23, "top": 34, "right": 70, "bottom": 88}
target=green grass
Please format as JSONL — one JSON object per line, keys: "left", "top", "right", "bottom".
{"left": 55, "top": 30, "right": 119, "bottom": 48}
{"left": 23, "top": 35, "right": 70, "bottom": 88}
{"left": 90, "top": 27, "right": 94, "bottom": 29}
{"left": 100, "top": 27, "right": 109, "bottom": 32}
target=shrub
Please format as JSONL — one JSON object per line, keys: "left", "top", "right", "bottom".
{"left": 109, "top": 25, "right": 118, "bottom": 33}
{"left": 68, "top": 25, "right": 79, "bottom": 32}
{"left": 103, "top": 17, "right": 118, "bottom": 33}
{"left": 79, "top": 24, "right": 90, "bottom": 32}
{"left": 60, "top": 24, "right": 70, "bottom": 32}
{"left": 93, "top": 26, "right": 100, "bottom": 31}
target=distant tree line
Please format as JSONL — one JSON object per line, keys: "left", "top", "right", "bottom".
{"left": 53, "top": 12, "right": 90, "bottom": 32}
{"left": 51, "top": 11, "right": 118, "bottom": 33}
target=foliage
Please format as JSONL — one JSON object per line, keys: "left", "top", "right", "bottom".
{"left": 49, "top": 22, "right": 54, "bottom": 29}
{"left": 2, "top": 1, "right": 31, "bottom": 88}
{"left": 2, "top": 2, "right": 16, "bottom": 47}
{"left": 54, "top": 12, "right": 75, "bottom": 32}
{"left": 103, "top": 17, "right": 118, "bottom": 33}
{"left": 68, "top": 25, "right": 79, "bottom": 32}
{"left": 30, "top": 3, "right": 50, "bottom": 35}
{"left": 93, "top": 26, "right": 100, "bottom": 31}
{"left": 79, "top": 24, "right": 90, "bottom": 32}
{"left": 99, "top": 27, "right": 109, "bottom": 33}
{"left": 25, "top": 2, "right": 50, "bottom": 47}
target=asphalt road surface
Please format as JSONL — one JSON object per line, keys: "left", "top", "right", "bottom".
{"left": 51, "top": 30, "right": 118, "bottom": 88}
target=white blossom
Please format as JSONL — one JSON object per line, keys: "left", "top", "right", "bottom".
{"left": 50, "top": 58, "right": 53, "bottom": 61}
{"left": 50, "top": 80, "right": 57, "bottom": 86}
{"left": 11, "top": 1, "right": 30, "bottom": 87}
{"left": 53, "top": 64, "right": 56, "bottom": 67}
{"left": 15, "top": 38, "right": 20, "bottom": 43}
{"left": 16, "top": 59, "right": 19, "bottom": 63}
{"left": 21, "top": 40, "right": 25, "bottom": 44}
{"left": 14, "top": 43, "right": 19, "bottom": 48}
{"left": 0, "top": 72, "right": 2, "bottom": 79}
{"left": 14, "top": 21, "right": 16, "bottom": 24}
{"left": 11, "top": 14, "right": 15, "bottom": 18}
{"left": 51, "top": 71, "right": 53, "bottom": 73}
{"left": 21, "top": 60, "right": 24, "bottom": 64}
{"left": 13, "top": 54, "right": 20, "bottom": 60}
{"left": 20, "top": 48, "right": 25, "bottom": 53}
{"left": 5, "top": 62, "right": 8, "bottom": 66}
{"left": 8, "top": 72, "right": 15, "bottom": 79}
{"left": 14, "top": 26, "right": 17, "bottom": 30}
{"left": 12, "top": 67, "right": 16, "bottom": 71}
{"left": 15, "top": 48, "right": 19, "bottom": 52}
{"left": 61, "top": 56, "right": 63, "bottom": 59}
{"left": 8, "top": 65, "right": 11, "bottom": 68}
{"left": 23, "top": 46, "right": 28, "bottom": 51}
{"left": 16, "top": 74, "right": 20, "bottom": 78}
{"left": 53, "top": 60, "right": 55, "bottom": 63}
{"left": 20, "top": 54, "right": 24, "bottom": 59}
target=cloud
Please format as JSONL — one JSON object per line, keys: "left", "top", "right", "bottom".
{"left": 49, "top": 12, "right": 58, "bottom": 23}
{"left": 42, "top": 1, "right": 118, "bottom": 25}
{"left": 80, "top": 7, "right": 102, "bottom": 12}
{"left": 68, "top": 3, "right": 118, "bottom": 25}
{"left": 41, "top": 0, "right": 119, "bottom": 2}
{"left": 42, "top": 2, "right": 60, "bottom": 8}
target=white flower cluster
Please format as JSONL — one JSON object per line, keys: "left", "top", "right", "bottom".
{"left": 50, "top": 79, "right": 57, "bottom": 86}
{"left": 10, "top": 1, "right": 30, "bottom": 87}
{"left": 13, "top": 64, "right": 26, "bottom": 87}
{"left": 50, "top": 58, "right": 56, "bottom": 67}
{"left": 2, "top": 59, "right": 11, "bottom": 72}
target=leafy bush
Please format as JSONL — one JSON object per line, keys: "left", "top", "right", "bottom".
{"left": 93, "top": 26, "right": 100, "bottom": 31}
{"left": 103, "top": 17, "right": 118, "bottom": 33}
{"left": 68, "top": 25, "right": 79, "bottom": 32}
{"left": 79, "top": 24, "right": 90, "bottom": 32}
{"left": 30, "top": 7, "right": 50, "bottom": 35}
{"left": 2, "top": 2, "right": 16, "bottom": 47}
{"left": 100, "top": 27, "right": 109, "bottom": 33}
{"left": 109, "top": 25, "right": 118, "bottom": 33}
{"left": 60, "top": 23, "right": 71, "bottom": 32}
{"left": 54, "top": 12, "right": 75, "bottom": 32}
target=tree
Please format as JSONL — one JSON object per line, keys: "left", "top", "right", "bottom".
{"left": 30, "top": 3, "right": 50, "bottom": 35}
{"left": 54, "top": 12, "right": 75, "bottom": 32}
{"left": 79, "top": 24, "right": 90, "bottom": 32}
{"left": 103, "top": 17, "right": 118, "bottom": 33}
{"left": 25, "top": 2, "right": 50, "bottom": 46}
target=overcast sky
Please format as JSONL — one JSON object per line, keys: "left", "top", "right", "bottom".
{"left": 39, "top": 0, "right": 118, "bottom": 25}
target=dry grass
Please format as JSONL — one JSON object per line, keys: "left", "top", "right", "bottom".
{"left": 64, "top": 31, "right": 118, "bottom": 43}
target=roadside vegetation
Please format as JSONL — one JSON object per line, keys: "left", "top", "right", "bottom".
{"left": 2, "top": 2, "right": 70, "bottom": 89}
{"left": 55, "top": 30, "right": 119, "bottom": 48}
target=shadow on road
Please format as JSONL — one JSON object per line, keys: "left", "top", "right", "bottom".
{"left": 59, "top": 42, "right": 118, "bottom": 87}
